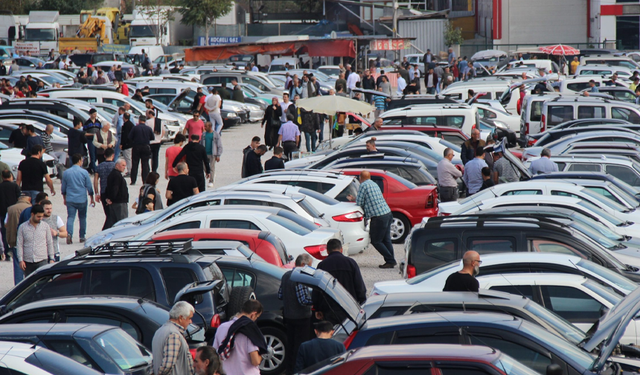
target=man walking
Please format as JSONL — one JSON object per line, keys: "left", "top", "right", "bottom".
{"left": 463, "top": 147, "right": 488, "bottom": 196}
{"left": 166, "top": 162, "right": 199, "bottom": 206}
{"left": 41, "top": 199, "right": 66, "bottom": 262}
{"left": 42, "top": 124, "right": 67, "bottom": 175}
{"left": 213, "top": 300, "right": 267, "bottom": 375}
{"left": 146, "top": 110, "right": 164, "bottom": 174}
{"left": 83, "top": 108, "right": 102, "bottom": 173}
{"left": 62, "top": 153, "right": 95, "bottom": 244}
{"left": 120, "top": 113, "right": 134, "bottom": 176}
{"left": 103, "top": 159, "right": 129, "bottom": 228}
{"left": 205, "top": 88, "right": 223, "bottom": 134}
{"left": 278, "top": 253, "right": 314, "bottom": 375}
{"left": 184, "top": 111, "right": 205, "bottom": 141}
{"left": 294, "top": 321, "right": 345, "bottom": 373}
{"left": 278, "top": 113, "right": 300, "bottom": 160}
{"left": 17, "top": 145, "right": 55, "bottom": 203}
{"left": 529, "top": 148, "right": 558, "bottom": 175}
{"left": 437, "top": 148, "right": 462, "bottom": 202}
{"left": 350, "top": 170, "right": 395, "bottom": 268}
{"left": 94, "top": 148, "right": 116, "bottom": 229}
{"left": 129, "top": 115, "right": 154, "bottom": 185}
{"left": 7, "top": 193, "right": 30, "bottom": 284}
{"left": 443, "top": 250, "right": 481, "bottom": 292}
{"left": 92, "top": 122, "right": 115, "bottom": 164}
{"left": 202, "top": 122, "right": 223, "bottom": 188}
{"left": 152, "top": 301, "right": 196, "bottom": 375}
{"left": 68, "top": 119, "right": 87, "bottom": 166}
{"left": 165, "top": 134, "right": 186, "bottom": 180}
{"left": 172, "top": 135, "right": 210, "bottom": 193}
{"left": 16, "top": 204, "right": 54, "bottom": 277}
{"left": 112, "top": 106, "right": 125, "bottom": 161}
{"left": 241, "top": 136, "right": 261, "bottom": 178}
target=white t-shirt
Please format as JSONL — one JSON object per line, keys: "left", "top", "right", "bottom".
{"left": 205, "top": 94, "right": 221, "bottom": 115}
{"left": 280, "top": 101, "right": 291, "bottom": 123}
{"left": 146, "top": 118, "right": 163, "bottom": 144}
{"left": 213, "top": 318, "right": 260, "bottom": 375}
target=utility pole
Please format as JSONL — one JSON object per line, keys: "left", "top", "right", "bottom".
{"left": 393, "top": 0, "right": 398, "bottom": 61}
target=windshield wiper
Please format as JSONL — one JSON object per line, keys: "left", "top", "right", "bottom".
{"left": 612, "top": 243, "right": 627, "bottom": 250}
{"left": 618, "top": 221, "right": 632, "bottom": 227}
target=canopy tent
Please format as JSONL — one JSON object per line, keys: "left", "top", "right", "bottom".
{"left": 185, "top": 39, "right": 356, "bottom": 62}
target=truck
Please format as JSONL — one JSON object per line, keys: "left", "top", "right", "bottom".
{"left": 0, "top": 11, "right": 19, "bottom": 46}
{"left": 129, "top": 6, "right": 190, "bottom": 47}
{"left": 14, "top": 11, "right": 60, "bottom": 57}
{"left": 58, "top": 15, "right": 113, "bottom": 54}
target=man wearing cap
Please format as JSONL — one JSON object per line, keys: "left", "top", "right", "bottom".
{"left": 84, "top": 109, "right": 102, "bottom": 174}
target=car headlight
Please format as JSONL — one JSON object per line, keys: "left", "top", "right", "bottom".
{"left": 226, "top": 105, "right": 241, "bottom": 112}
{"left": 167, "top": 120, "right": 180, "bottom": 128}
{"left": 245, "top": 104, "right": 261, "bottom": 111}
{"left": 226, "top": 112, "right": 237, "bottom": 118}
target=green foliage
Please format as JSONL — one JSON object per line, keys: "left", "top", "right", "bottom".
{"left": 444, "top": 21, "right": 464, "bottom": 47}
{"left": 25, "top": 0, "right": 102, "bottom": 14}
{"left": 178, "top": 0, "right": 234, "bottom": 28}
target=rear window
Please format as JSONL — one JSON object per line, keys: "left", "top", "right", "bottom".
{"left": 298, "top": 188, "right": 339, "bottom": 205}
{"left": 161, "top": 268, "right": 197, "bottom": 304}
{"left": 94, "top": 329, "right": 151, "bottom": 371}
{"left": 386, "top": 171, "right": 417, "bottom": 189}
{"left": 276, "top": 209, "right": 318, "bottom": 230}
{"left": 612, "top": 107, "right": 640, "bottom": 123}
{"left": 265, "top": 233, "right": 290, "bottom": 264}
{"left": 566, "top": 83, "right": 591, "bottom": 92}
{"left": 297, "top": 197, "right": 322, "bottom": 219}
{"left": 547, "top": 105, "right": 574, "bottom": 125}
{"left": 25, "top": 348, "right": 101, "bottom": 375}
{"left": 267, "top": 215, "right": 311, "bottom": 236}
{"left": 335, "top": 179, "right": 360, "bottom": 202}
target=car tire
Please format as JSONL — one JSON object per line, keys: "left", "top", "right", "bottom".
{"left": 259, "top": 326, "right": 287, "bottom": 375}
{"left": 391, "top": 212, "right": 410, "bottom": 243}
{"left": 227, "top": 286, "right": 256, "bottom": 316}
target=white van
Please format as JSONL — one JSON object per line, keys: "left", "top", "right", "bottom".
{"left": 268, "top": 57, "right": 299, "bottom": 72}
{"left": 559, "top": 76, "right": 629, "bottom": 93}
{"left": 128, "top": 45, "right": 164, "bottom": 63}
{"left": 519, "top": 92, "right": 565, "bottom": 144}
{"left": 542, "top": 96, "right": 640, "bottom": 129}
{"left": 503, "top": 59, "right": 561, "bottom": 74}
{"left": 380, "top": 103, "right": 478, "bottom": 136}
{"left": 44, "top": 89, "right": 184, "bottom": 140}
{"left": 442, "top": 79, "right": 519, "bottom": 113}
{"left": 574, "top": 65, "right": 632, "bottom": 78}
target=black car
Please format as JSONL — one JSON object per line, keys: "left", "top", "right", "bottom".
{"left": 0, "top": 241, "right": 253, "bottom": 334}
{"left": 0, "top": 296, "right": 207, "bottom": 350}
{"left": 405, "top": 215, "right": 640, "bottom": 281}
{"left": 0, "top": 98, "right": 91, "bottom": 124}
{"left": 144, "top": 92, "right": 241, "bottom": 128}
{"left": 0, "top": 109, "right": 75, "bottom": 135}
{"left": 0, "top": 323, "right": 152, "bottom": 375}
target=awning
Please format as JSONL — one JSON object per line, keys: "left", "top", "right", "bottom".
{"left": 185, "top": 39, "right": 356, "bottom": 62}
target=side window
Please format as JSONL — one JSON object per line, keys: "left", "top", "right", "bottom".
{"left": 44, "top": 340, "right": 98, "bottom": 369}
{"left": 612, "top": 107, "right": 640, "bottom": 123}
{"left": 221, "top": 268, "right": 256, "bottom": 289}
{"left": 489, "top": 285, "right": 534, "bottom": 299}
{"left": 606, "top": 165, "right": 640, "bottom": 186}
{"left": 414, "top": 116, "right": 438, "bottom": 125}
{"left": 468, "top": 335, "right": 551, "bottom": 374}
{"left": 468, "top": 238, "right": 515, "bottom": 254}
{"left": 88, "top": 269, "right": 129, "bottom": 295}
{"left": 567, "top": 83, "right": 590, "bottom": 91}
{"left": 203, "top": 77, "right": 220, "bottom": 85}
{"left": 577, "top": 106, "right": 605, "bottom": 119}
{"left": 393, "top": 328, "right": 461, "bottom": 345}
{"left": 502, "top": 190, "right": 542, "bottom": 195}
{"left": 585, "top": 187, "right": 619, "bottom": 203}
{"left": 547, "top": 105, "right": 574, "bottom": 125}
{"left": 555, "top": 162, "right": 566, "bottom": 170}
{"left": 550, "top": 190, "right": 580, "bottom": 199}
{"left": 224, "top": 198, "right": 270, "bottom": 206}
{"left": 7, "top": 272, "right": 84, "bottom": 310}
{"left": 443, "top": 116, "right": 465, "bottom": 128}
{"left": 163, "top": 221, "right": 201, "bottom": 231}
{"left": 365, "top": 365, "right": 434, "bottom": 375}
{"left": 530, "top": 101, "right": 543, "bottom": 121}
{"left": 424, "top": 239, "right": 457, "bottom": 262}
{"left": 168, "top": 200, "right": 220, "bottom": 219}
{"left": 530, "top": 239, "right": 586, "bottom": 258}
{"left": 382, "top": 117, "right": 405, "bottom": 126}
{"left": 567, "top": 163, "right": 601, "bottom": 172}
{"left": 161, "top": 268, "right": 197, "bottom": 304}
{"left": 541, "top": 286, "right": 605, "bottom": 323}
{"left": 209, "top": 220, "right": 260, "bottom": 230}
{"left": 371, "top": 176, "right": 385, "bottom": 193}
{"left": 478, "top": 108, "right": 496, "bottom": 119}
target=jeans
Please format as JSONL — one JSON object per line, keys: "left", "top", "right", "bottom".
{"left": 304, "top": 132, "right": 317, "bottom": 152}
{"left": 22, "top": 190, "right": 40, "bottom": 203}
{"left": 131, "top": 145, "right": 151, "bottom": 184}
{"left": 11, "top": 247, "right": 23, "bottom": 285}
{"left": 150, "top": 143, "right": 161, "bottom": 173}
{"left": 66, "top": 201, "right": 88, "bottom": 239}
{"left": 427, "top": 87, "right": 436, "bottom": 94}
{"left": 114, "top": 138, "right": 121, "bottom": 160}
{"left": 106, "top": 203, "right": 128, "bottom": 229}
{"left": 209, "top": 112, "right": 224, "bottom": 134}
{"left": 369, "top": 212, "right": 396, "bottom": 264}
{"left": 87, "top": 141, "right": 97, "bottom": 172}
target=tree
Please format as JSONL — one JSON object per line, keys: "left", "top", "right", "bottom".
{"left": 178, "top": 0, "right": 233, "bottom": 46}
{"left": 136, "top": 0, "right": 178, "bottom": 45}
{"left": 25, "top": 0, "right": 102, "bottom": 14}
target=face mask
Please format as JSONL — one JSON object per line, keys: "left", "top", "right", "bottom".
{"left": 473, "top": 265, "right": 480, "bottom": 277}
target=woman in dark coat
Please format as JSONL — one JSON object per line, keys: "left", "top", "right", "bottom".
{"left": 262, "top": 97, "right": 283, "bottom": 149}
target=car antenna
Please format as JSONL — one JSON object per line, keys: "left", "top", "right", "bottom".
{"left": 31, "top": 318, "right": 59, "bottom": 350}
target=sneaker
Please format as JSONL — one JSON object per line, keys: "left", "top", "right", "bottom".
{"left": 80, "top": 237, "right": 86, "bottom": 243}
{"left": 208, "top": 183, "right": 214, "bottom": 188}
{"left": 378, "top": 263, "right": 396, "bottom": 269}
{"left": 66, "top": 237, "right": 73, "bottom": 245}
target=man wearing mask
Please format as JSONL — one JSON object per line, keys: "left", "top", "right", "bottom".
{"left": 443, "top": 251, "right": 481, "bottom": 292}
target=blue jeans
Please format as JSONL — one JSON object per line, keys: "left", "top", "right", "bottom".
{"left": 369, "top": 212, "right": 396, "bottom": 264}
{"left": 114, "top": 138, "right": 121, "bottom": 161}
{"left": 12, "top": 247, "right": 23, "bottom": 284}
{"left": 22, "top": 190, "right": 39, "bottom": 203}
{"left": 87, "top": 141, "right": 97, "bottom": 172}
{"left": 304, "top": 132, "right": 317, "bottom": 152}
{"left": 66, "top": 201, "right": 88, "bottom": 239}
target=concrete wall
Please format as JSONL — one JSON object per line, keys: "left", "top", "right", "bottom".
{"left": 398, "top": 18, "right": 447, "bottom": 57}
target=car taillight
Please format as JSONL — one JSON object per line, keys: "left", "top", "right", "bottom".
{"left": 471, "top": 124, "right": 476, "bottom": 130}
{"left": 343, "top": 330, "right": 358, "bottom": 349}
{"left": 426, "top": 192, "right": 434, "bottom": 208}
{"left": 407, "top": 264, "right": 417, "bottom": 279}
{"left": 304, "top": 244, "right": 328, "bottom": 260}
{"left": 210, "top": 314, "right": 221, "bottom": 329}
{"left": 525, "top": 122, "right": 529, "bottom": 135}
{"left": 442, "top": 212, "right": 451, "bottom": 216}
{"left": 332, "top": 211, "right": 364, "bottom": 222}
{"left": 189, "top": 348, "right": 197, "bottom": 360}
{"left": 541, "top": 114, "right": 545, "bottom": 129}
{"left": 528, "top": 138, "right": 537, "bottom": 146}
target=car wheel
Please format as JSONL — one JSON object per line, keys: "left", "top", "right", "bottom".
{"left": 227, "top": 286, "right": 256, "bottom": 316}
{"left": 259, "top": 326, "right": 286, "bottom": 375}
{"left": 390, "top": 213, "right": 410, "bottom": 243}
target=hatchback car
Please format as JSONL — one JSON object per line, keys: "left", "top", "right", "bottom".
{"left": 0, "top": 341, "right": 102, "bottom": 375}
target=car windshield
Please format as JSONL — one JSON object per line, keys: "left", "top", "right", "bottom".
{"left": 607, "top": 182, "right": 640, "bottom": 208}
{"left": 522, "top": 301, "right": 586, "bottom": 345}
{"left": 94, "top": 329, "right": 152, "bottom": 370}
{"left": 578, "top": 259, "right": 638, "bottom": 294}
{"left": 299, "top": 188, "right": 340, "bottom": 206}
{"left": 581, "top": 188, "right": 628, "bottom": 213}
{"left": 568, "top": 212, "right": 624, "bottom": 242}
{"left": 25, "top": 28, "right": 56, "bottom": 41}
{"left": 493, "top": 352, "right": 548, "bottom": 375}
{"left": 277, "top": 209, "right": 318, "bottom": 230}
{"left": 267, "top": 214, "right": 312, "bottom": 236}
{"left": 568, "top": 220, "right": 621, "bottom": 249}
{"left": 408, "top": 260, "right": 460, "bottom": 285}
{"left": 518, "top": 321, "right": 595, "bottom": 370}
{"left": 439, "top": 138, "right": 462, "bottom": 153}
{"left": 576, "top": 200, "right": 626, "bottom": 226}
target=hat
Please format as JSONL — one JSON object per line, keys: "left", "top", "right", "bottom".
{"left": 20, "top": 191, "right": 30, "bottom": 197}
{"left": 89, "top": 108, "right": 97, "bottom": 114}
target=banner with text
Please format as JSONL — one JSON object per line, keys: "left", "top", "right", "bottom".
{"left": 197, "top": 36, "right": 242, "bottom": 46}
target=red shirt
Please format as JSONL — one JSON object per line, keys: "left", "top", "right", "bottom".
{"left": 121, "top": 83, "right": 129, "bottom": 96}
{"left": 165, "top": 145, "right": 185, "bottom": 177}
{"left": 199, "top": 95, "right": 207, "bottom": 114}
{"left": 184, "top": 119, "right": 205, "bottom": 139}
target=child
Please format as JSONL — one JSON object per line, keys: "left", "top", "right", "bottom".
{"left": 264, "top": 146, "right": 285, "bottom": 171}
{"left": 142, "top": 197, "right": 154, "bottom": 212}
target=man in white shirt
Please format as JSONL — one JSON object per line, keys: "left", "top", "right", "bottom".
{"left": 396, "top": 75, "right": 407, "bottom": 96}
{"left": 251, "top": 63, "right": 259, "bottom": 72}
{"left": 346, "top": 71, "right": 360, "bottom": 94}
{"left": 280, "top": 93, "right": 292, "bottom": 123}
{"left": 204, "top": 88, "right": 223, "bottom": 134}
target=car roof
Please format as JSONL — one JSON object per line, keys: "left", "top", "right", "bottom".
{"left": 7, "top": 295, "right": 166, "bottom": 315}
{"left": 480, "top": 273, "right": 590, "bottom": 285}
{"left": 364, "top": 310, "right": 521, "bottom": 330}
{"left": 371, "top": 290, "right": 530, "bottom": 308}
{"left": 347, "top": 344, "right": 501, "bottom": 362}
{"left": 151, "top": 228, "right": 267, "bottom": 239}
{"left": 0, "top": 323, "right": 116, "bottom": 337}
{"left": 551, "top": 155, "right": 635, "bottom": 165}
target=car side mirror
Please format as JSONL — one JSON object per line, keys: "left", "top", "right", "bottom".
{"left": 546, "top": 364, "right": 562, "bottom": 375}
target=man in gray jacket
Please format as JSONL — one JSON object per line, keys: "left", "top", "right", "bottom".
{"left": 152, "top": 301, "right": 195, "bottom": 375}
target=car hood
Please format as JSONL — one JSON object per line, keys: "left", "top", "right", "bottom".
{"left": 290, "top": 266, "right": 364, "bottom": 325}
{"left": 582, "top": 285, "right": 640, "bottom": 371}
{"left": 114, "top": 211, "right": 155, "bottom": 227}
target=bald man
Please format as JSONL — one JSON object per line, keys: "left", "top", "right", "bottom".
{"left": 443, "top": 251, "right": 480, "bottom": 292}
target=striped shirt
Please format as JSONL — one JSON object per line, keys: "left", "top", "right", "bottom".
{"left": 16, "top": 220, "right": 54, "bottom": 263}
{"left": 373, "top": 95, "right": 386, "bottom": 110}
{"left": 41, "top": 133, "right": 54, "bottom": 154}
{"left": 356, "top": 179, "right": 391, "bottom": 220}
{"left": 158, "top": 321, "right": 194, "bottom": 375}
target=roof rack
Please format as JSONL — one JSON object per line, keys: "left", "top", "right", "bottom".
{"left": 75, "top": 239, "right": 201, "bottom": 258}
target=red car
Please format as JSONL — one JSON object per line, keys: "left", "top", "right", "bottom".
{"left": 303, "top": 344, "right": 538, "bottom": 375}
{"left": 149, "top": 229, "right": 291, "bottom": 267}
{"left": 340, "top": 169, "right": 438, "bottom": 243}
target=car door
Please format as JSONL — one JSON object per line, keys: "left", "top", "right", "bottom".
{"left": 605, "top": 164, "right": 640, "bottom": 187}
{"left": 538, "top": 285, "right": 607, "bottom": 330}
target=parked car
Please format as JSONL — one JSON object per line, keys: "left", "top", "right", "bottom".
{"left": 530, "top": 171, "right": 640, "bottom": 204}
{"left": 323, "top": 156, "right": 437, "bottom": 187}
{"left": 0, "top": 324, "right": 152, "bottom": 375}
{"left": 0, "top": 340, "right": 103, "bottom": 375}
{"left": 381, "top": 124, "right": 469, "bottom": 144}
{"left": 527, "top": 120, "right": 634, "bottom": 146}
{"left": 522, "top": 129, "right": 640, "bottom": 159}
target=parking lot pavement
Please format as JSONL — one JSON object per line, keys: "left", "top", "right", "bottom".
{"left": 0, "top": 121, "right": 403, "bottom": 299}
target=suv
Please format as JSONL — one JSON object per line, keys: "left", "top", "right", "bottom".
{"left": 0, "top": 241, "right": 251, "bottom": 334}
{"left": 541, "top": 155, "right": 640, "bottom": 188}
{"left": 381, "top": 103, "right": 478, "bottom": 136}
{"left": 541, "top": 96, "right": 640, "bottom": 130}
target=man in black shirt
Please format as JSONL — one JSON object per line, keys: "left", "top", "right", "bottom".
{"left": 8, "top": 124, "right": 26, "bottom": 149}
{"left": 166, "top": 162, "right": 199, "bottom": 206}
{"left": 172, "top": 134, "right": 210, "bottom": 193}
{"left": 264, "top": 146, "right": 285, "bottom": 171}
{"left": 191, "top": 87, "right": 205, "bottom": 113}
{"left": 0, "top": 170, "right": 20, "bottom": 257}
{"left": 241, "top": 136, "right": 261, "bottom": 178}
{"left": 16, "top": 145, "right": 55, "bottom": 203}
{"left": 443, "top": 250, "right": 481, "bottom": 292}
{"left": 128, "top": 115, "right": 155, "bottom": 185}
{"left": 295, "top": 321, "right": 345, "bottom": 373}
{"left": 120, "top": 113, "right": 134, "bottom": 177}
{"left": 103, "top": 159, "right": 128, "bottom": 229}
{"left": 245, "top": 145, "right": 267, "bottom": 177}
{"left": 67, "top": 119, "right": 87, "bottom": 164}
{"left": 83, "top": 109, "right": 102, "bottom": 173}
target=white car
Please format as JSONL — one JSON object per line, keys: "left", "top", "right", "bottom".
{"left": 216, "top": 183, "right": 371, "bottom": 254}
{"left": 376, "top": 252, "right": 637, "bottom": 296}
{"left": 0, "top": 147, "right": 56, "bottom": 178}
{"left": 128, "top": 206, "right": 344, "bottom": 265}
{"left": 0, "top": 341, "right": 103, "bottom": 375}
{"left": 472, "top": 103, "right": 521, "bottom": 134}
